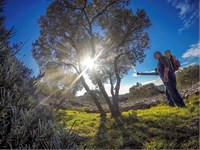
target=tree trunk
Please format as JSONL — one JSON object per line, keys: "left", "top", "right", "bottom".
{"left": 94, "top": 75, "right": 120, "bottom": 118}
{"left": 112, "top": 96, "right": 121, "bottom": 118}
{"left": 80, "top": 76, "right": 106, "bottom": 118}
{"left": 89, "top": 26, "right": 120, "bottom": 118}
{"left": 112, "top": 56, "right": 122, "bottom": 118}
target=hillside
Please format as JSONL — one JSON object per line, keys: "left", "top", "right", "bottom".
{"left": 42, "top": 82, "right": 199, "bottom": 112}
{"left": 58, "top": 94, "right": 199, "bottom": 149}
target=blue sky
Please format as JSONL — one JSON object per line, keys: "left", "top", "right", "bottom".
{"left": 4, "top": 0, "right": 199, "bottom": 95}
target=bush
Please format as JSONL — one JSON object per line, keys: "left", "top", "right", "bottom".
{"left": 128, "top": 82, "right": 159, "bottom": 100}
{"left": 176, "top": 65, "right": 199, "bottom": 88}
{"left": 0, "top": 1, "right": 77, "bottom": 148}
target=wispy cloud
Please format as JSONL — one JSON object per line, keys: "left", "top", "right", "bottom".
{"left": 132, "top": 73, "right": 139, "bottom": 77}
{"left": 168, "top": 0, "right": 198, "bottom": 33}
{"left": 182, "top": 42, "right": 200, "bottom": 58}
{"left": 181, "top": 61, "right": 189, "bottom": 66}
{"left": 132, "top": 67, "right": 139, "bottom": 77}
{"left": 183, "top": 62, "right": 198, "bottom": 68}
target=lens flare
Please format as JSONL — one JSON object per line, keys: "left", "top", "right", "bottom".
{"left": 82, "top": 57, "right": 95, "bottom": 69}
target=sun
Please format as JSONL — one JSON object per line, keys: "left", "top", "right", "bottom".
{"left": 82, "top": 57, "right": 96, "bottom": 69}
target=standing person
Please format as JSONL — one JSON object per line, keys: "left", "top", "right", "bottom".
{"left": 154, "top": 51, "right": 185, "bottom": 107}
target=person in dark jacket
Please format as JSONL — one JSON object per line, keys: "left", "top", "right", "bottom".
{"left": 154, "top": 51, "right": 185, "bottom": 107}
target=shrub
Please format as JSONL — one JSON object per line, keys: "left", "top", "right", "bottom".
{"left": 0, "top": 1, "right": 78, "bottom": 148}
{"left": 128, "top": 82, "right": 159, "bottom": 100}
{"left": 176, "top": 65, "right": 199, "bottom": 88}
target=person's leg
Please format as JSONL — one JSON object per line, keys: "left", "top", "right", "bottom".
{"left": 165, "top": 88, "right": 175, "bottom": 106}
{"left": 165, "top": 80, "right": 186, "bottom": 107}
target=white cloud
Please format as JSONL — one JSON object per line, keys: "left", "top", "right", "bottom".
{"left": 132, "top": 72, "right": 139, "bottom": 77}
{"left": 181, "top": 61, "right": 189, "bottom": 66}
{"left": 176, "top": 2, "right": 189, "bottom": 16}
{"left": 182, "top": 42, "right": 200, "bottom": 58}
{"left": 183, "top": 62, "right": 198, "bottom": 68}
{"left": 119, "top": 84, "right": 132, "bottom": 95}
{"left": 77, "top": 83, "right": 132, "bottom": 96}
{"left": 168, "top": 0, "right": 198, "bottom": 33}
{"left": 132, "top": 67, "right": 139, "bottom": 77}
{"left": 104, "top": 84, "right": 132, "bottom": 96}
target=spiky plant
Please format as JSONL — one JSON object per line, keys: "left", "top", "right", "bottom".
{"left": 0, "top": 0, "right": 78, "bottom": 148}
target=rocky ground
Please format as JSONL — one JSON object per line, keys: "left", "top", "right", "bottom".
{"left": 84, "top": 82, "right": 199, "bottom": 113}
{"left": 119, "top": 82, "right": 200, "bottom": 111}
{"left": 40, "top": 82, "right": 199, "bottom": 113}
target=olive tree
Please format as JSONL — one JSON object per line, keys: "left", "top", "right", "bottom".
{"left": 33, "top": 0, "right": 151, "bottom": 118}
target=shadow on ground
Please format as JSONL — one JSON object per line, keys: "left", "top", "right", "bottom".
{"left": 83, "top": 95, "right": 199, "bottom": 149}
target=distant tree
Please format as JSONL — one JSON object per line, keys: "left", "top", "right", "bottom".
{"left": 33, "top": 0, "right": 151, "bottom": 118}
{"left": 129, "top": 83, "right": 159, "bottom": 100}
{"left": 129, "top": 82, "right": 142, "bottom": 92}
{"left": 0, "top": 0, "right": 77, "bottom": 148}
{"left": 176, "top": 65, "right": 199, "bottom": 88}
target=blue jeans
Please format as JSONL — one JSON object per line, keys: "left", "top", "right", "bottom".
{"left": 164, "top": 73, "right": 185, "bottom": 107}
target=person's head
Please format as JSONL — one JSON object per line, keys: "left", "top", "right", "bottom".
{"left": 154, "top": 51, "right": 162, "bottom": 60}
{"left": 164, "top": 50, "right": 171, "bottom": 58}
{"left": 173, "top": 56, "right": 176, "bottom": 60}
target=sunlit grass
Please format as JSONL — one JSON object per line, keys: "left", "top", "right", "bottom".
{"left": 58, "top": 110, "right": 101, "bottom": 136}
{"left": 58, "top": 94, "right": 199, "bottom": 149}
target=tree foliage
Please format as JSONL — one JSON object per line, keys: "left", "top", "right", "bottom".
{"left": 33, "top": 0, "right": 151, "bottom": 118}
{"left": 36, "top": 68, "right": 81, "bottom": 100}
{"left": 176, "top": 65, "right": 199, "bottom": 88}
{"left": 0, "top": 0, "right": 77, "bottom": 148}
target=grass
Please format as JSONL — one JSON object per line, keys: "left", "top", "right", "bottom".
{"left": 57, "top": 110, "right": 101, "bottom": 136}
{"left": 57, "top": 94, "right": 199, "bottom": 149}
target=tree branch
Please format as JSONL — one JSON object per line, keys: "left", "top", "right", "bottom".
{"left": 63, "top": 62, "right": 80, "bottom": 74}
{"left": 63, "top": 34, "right": 79, "bottom": 52}
{"left": 81, "top": 23, "right": 90, "bottom": 35}
{"left": 103, "top": 67, "right": 115, "bottom": 100}
{"left": 91, "top": 0, "right": 117, "bottom": 23}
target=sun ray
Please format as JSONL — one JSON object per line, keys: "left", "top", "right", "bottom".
{"left": 40, "top": 47, "right": 105, "bottom": 105}
{"left": 69, "top": 49, "right": 104, "bottom": 88}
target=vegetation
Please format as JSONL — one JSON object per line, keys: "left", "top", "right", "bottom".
{"left": 0, "top": 1, "right": 77, "bottom": 148}
{"left": 32, "top": 0, "right": 151, "bottom": 118}
{"left": 83, "top": 90, "right": 104, "bottom": 104}
{"left": 128, "top": 82, "right": 159, "bottom": 100}
{"left": 58, "top": 95, "right": 199, "bottom": 149}
{"left": 36, "top": 68, "right": 80, "bottom": 100}
{"left": 176, "top": 65, "right": 199, "bottom": 88}
{"left": 1, "top": 0, "right": 199, "bottom": 149}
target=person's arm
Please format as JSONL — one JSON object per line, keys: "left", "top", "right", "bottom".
{"left": 164, "top": 67, "right": 169, "bottom": 82}
{"left": 160, "top": 56, "right": 170, "bottom": 82}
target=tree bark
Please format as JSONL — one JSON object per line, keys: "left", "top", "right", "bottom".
{"left": 84, "top": 5, "right": 121, "bottom": 118}
{"left": 80, "top": 76, "right": 106, "bottom": 118}
{"left": 64, "top": 62, "right": 106, "bottom": 119}
{"left": 94, "top": 75, "right": 120, "bottom": 118}
{"left": 112, "top": 56, "right": 122, "bottom": 118}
